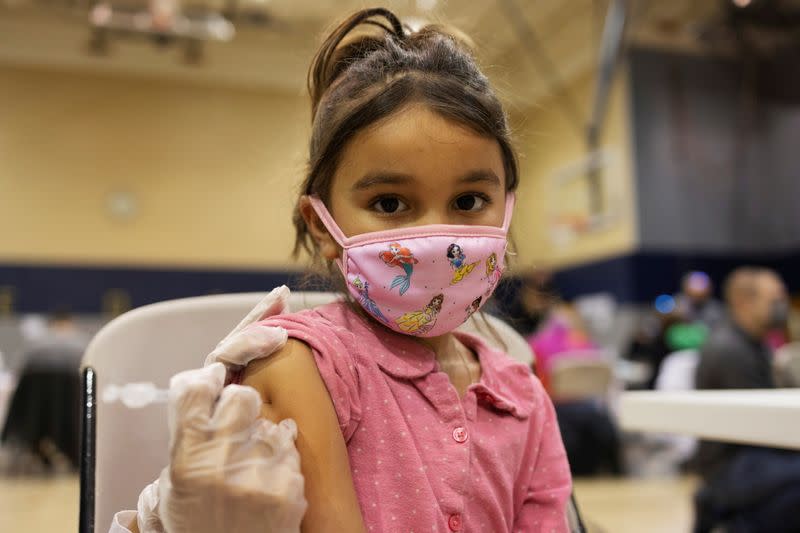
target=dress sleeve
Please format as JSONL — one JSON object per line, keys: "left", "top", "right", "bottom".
{"left": 256, "top": 312, "right": 362, "bottom": 441}
{"left": 513, "top": 377, "right": 573, "bottom": 532}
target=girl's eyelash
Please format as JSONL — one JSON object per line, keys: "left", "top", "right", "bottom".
{"left": 368, "top": 194, "right": 408, "bottom": 215}
{"left": 367, "top": 192, "right": 493, "bottom": 212}
{"left": 454, "top": 192, "right": 492, "bottom": 205}
{"left": 369, "top": 194, "right": 401, "bottom": 204}
{"left": 369, "top": 195, "right": 402, "bottom": 207}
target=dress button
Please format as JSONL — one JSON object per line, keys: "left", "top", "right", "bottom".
{"left": 452, "top": 426, "right": 468, "bottom": 443}
{"left": 448, "top": 513, "right": 462, "bottom": 531}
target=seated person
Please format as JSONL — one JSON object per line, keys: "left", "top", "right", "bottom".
{"left": 528, "top": 303, "right": 621, "bottom": 476}
{"left": 693, "top": 267, "right": 800, "bottom": 533}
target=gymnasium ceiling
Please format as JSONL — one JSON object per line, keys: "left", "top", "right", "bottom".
{"left": 0, "top": 1, "right": 795, "bottom": 108}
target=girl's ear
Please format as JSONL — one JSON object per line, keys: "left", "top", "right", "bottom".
{"left": 298, "top": 196, "right": 340, "bottom": 260}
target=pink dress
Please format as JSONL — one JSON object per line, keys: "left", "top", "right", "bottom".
{"left": 260, "top": 301, "right": 572, "bottom": 532}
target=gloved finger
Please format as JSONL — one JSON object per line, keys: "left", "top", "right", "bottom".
{"left": 221, "top": 286, "right": 290, "bottom": 343}
{"left": 203, "top": 286, "right": 290, "bottom": 367}
{"left": 278, "top": 419, "right": 298, "bottom": 440}
{"left": 168, "top": 362, "right": 225, "bottom": 442}
{"left": 136, "top": 478, "right": 165, "bottom": 533}
{"left": 205, "top": 324, "right": 288, "bottom": 368}
{"left": 208, "top": 384, "right": 261, "bottom": 434}
{"left": 252, "top": 417, "right": 299, "bottom": 449}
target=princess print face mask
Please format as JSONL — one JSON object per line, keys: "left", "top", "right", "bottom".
{"left": 308, "top": 193, "right": 515, "bottom": 337}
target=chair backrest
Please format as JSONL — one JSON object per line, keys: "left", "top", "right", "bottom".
{"left": 655, "top": 349, "right": 700, "bottom": 391}
{"left": 81, "top": 291, "right": 534, "bottom": 531}
{"left": 774, "top": 342, "right": 800, "bottom": 388}
{"left": 549, "top": 355, "right": 613, "bottom": 402}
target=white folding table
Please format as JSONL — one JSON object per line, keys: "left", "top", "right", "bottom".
{"left": 619, "top": 389, "right": 800, "bottom": 450}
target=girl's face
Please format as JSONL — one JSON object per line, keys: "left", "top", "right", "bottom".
{"left": 302, "top": 104, "right": 508, "bottom": 260}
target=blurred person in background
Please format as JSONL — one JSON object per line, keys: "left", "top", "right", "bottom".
{"left": 626, "top": 272, "right": 720, "bottom": 390}
{"left": 693, "top": 267, "right": 800, "bottom": 533}
{"left": 5, "top": 308, "right": 86, "bottom": 376}
{"left": 528, "top": 301, "right": 622, "bottom": 477}
{"left": 26, "top": 307, "right": 87, "bottom": 370}
{"left": 528, "top": 301, "right": 598, "bottom": 395}
{"left": 675, "top": 271, "right": 724, "bottom": 331}
{"left": 695, "top": 268, "right": 786, "bottom": 392}
{"left": 625, "top": 305, "right": 687, "bottom": 390}
{"left": 0, "top": 307, "right": 86, "bottom": 474}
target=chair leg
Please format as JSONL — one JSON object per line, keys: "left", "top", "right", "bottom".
{"left": 568, "top": 491, "right": 588, "bottom": 533}
{"left": 79, "top": 367, "right": 97, "bottom": 533}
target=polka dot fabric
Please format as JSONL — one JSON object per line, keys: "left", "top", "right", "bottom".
{"left": 257, "top": 302, "right": 572, "bottom": 532}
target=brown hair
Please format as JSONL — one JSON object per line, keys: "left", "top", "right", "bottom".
{"left": 293, "top": 7, "right": 519, "bottom": 262}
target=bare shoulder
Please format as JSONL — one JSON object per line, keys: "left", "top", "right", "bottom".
{"left": 241, "top": 338, "right": 328, "bottom": 422}
{"left": 240, "top": 340, "right": 366, "bottom": 532}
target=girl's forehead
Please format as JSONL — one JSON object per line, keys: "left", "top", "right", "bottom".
{"left": 334, "top": 105, "right": 506, "bottom": 191}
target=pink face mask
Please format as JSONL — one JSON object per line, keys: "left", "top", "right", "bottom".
{"left": 308, "top": 193, "right": 515, "bottom": 337}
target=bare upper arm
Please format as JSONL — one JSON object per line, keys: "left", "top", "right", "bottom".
{"left": 241, "top": 339, "right": 365, "bottom": 533}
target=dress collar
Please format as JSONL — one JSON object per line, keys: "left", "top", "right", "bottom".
{"left": 455, "top": 331, "right": 536, "bottom": 420}
{"left": 327, "top": 302, "right": 536, "bottom": 419}
{"left": 335, "top": 301, "right": 438, "bottom": 379}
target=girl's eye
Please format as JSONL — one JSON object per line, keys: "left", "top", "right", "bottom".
{"left": 372, "top": 196, "right": 408, "bottom": 214}
{"left": 454, "top": 194, "right": 487, "bottom": 212}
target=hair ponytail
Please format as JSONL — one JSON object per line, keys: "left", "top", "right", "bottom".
{"left": 308, "top": 8, "right": 405, "bottom": 120}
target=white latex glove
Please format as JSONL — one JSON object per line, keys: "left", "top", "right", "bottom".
{"left": 157, "top": 362, "right": 306, "bottom": 533}
{"left": 204, "top": 284, "right": 291, "bottom": 368}
{"left": 126, "top": 285, "right": 304, "bottom": 533}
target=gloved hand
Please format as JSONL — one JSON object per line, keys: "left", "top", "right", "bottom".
{"left": 157, "top": 362, "right": 306, "bottom": 533}
{"left": 136, "top": 476, "right": 164, "bottom": 533}
{"left": 128, "top": 285, "right": 306, "bottom": 533}
{"left": 203, "top": 285, "right": 291, "bottom": 368}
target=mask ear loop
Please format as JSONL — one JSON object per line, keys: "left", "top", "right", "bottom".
{"left": 501, "top": 191, "right": 516, "bottom": 233}
{"left": 307, "top": 196, "right": 352, "bottom": 279}
{"left": 307, "top": 196, "right": 348, "bottom": 247}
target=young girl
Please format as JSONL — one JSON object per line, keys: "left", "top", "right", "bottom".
{"left": 243, "top": 8, "right": 572, "bottom": 532}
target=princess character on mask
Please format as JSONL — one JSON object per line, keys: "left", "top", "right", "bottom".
{"left": 353, "top": 276, "right": 389, "bottom": 323}
{"left": 395, "top": 293, "right": 444, "bottom": 335}
{"left": 447, "top": 243, "right": 478, "bottom": 284}
{"left": 485, "top": 252, "right": 503, "bottom": 296}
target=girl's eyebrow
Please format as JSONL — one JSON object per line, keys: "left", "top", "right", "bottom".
{"left": 352, "top": 172, "right": 413, "bottom": 191}
{"left": 458, "top": 169, "right": 501, "bottom": 186}
{"left": 352, "top": 169, "right": 501, "bottom": 191}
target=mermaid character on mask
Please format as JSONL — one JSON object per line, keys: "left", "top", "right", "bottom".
{"left": 379, "top": 243, "right": 418, "bottom": 296}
